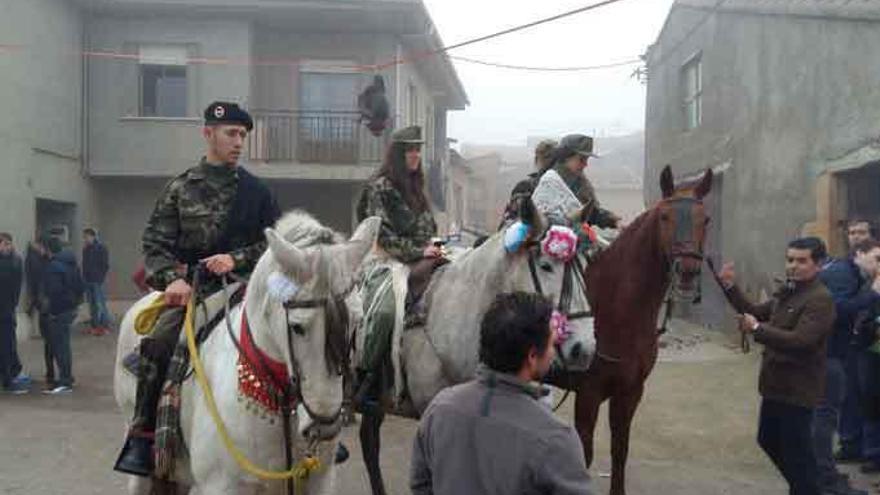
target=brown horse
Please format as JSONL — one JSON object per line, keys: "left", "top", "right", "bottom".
{"left": 554, "top": 165, "right": 713, "bottom": 495}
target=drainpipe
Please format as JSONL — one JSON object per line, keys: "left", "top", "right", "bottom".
{"left": 395, "top": 41, "right": 403, "bottom": 128}
{"left": 80, "top": 14, "right": 90, "bottom": 177}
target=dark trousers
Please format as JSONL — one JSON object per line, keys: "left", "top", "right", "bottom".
{"left": 839, "top": 346, "right": 880, "bottom": 462}
{"left": 758, "top": 399, "right": 820, "bottom": 495}
{"left": 812, "top": 357, "right": 846, "bottom": 485}
{"left": 0, "top": 311, "right": 23, "bottom": 388}
{"left": 46, "top": 311, "right": 76, "bottom": 387}
{"left": 37, "top": 312, "right": 55, "bottom": 382}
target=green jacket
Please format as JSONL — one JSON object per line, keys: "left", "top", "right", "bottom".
{"left": 142, "top": 159, "right": 280, "bottom": 290}
{"left": 357, "top": 176, "right": 437, "bottom": 263}
{"left": 553, "top": 163, "right": 618, "bottom": 229}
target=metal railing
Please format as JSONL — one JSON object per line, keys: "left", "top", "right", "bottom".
{"left": 249, "top": 110, "right": 387, "bottom": 164}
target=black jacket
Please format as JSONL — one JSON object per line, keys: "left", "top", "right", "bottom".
{"left": 43, "top": 250, "right": 82, "bottom": 315}
{"left": 0, "top": 252, "right": 23, "bottom": 313}
{"left": 82, "top": 241, "right": 109, "bottom": 284}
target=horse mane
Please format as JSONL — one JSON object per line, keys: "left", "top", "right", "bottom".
{"left": 593, "top": 207, "right": 662, "bottom": 279}
{"left": 273, "top": 210, "right": 343, "bottom": 246}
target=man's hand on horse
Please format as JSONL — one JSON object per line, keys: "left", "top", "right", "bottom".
{"left": 164, "top": 278, "right": 193, "bottom": 307}
{"left": 202, "top": 253, "right": 235, "bottom": 275}
{"left": 738, "top": 313, "right": 759, "bottom": 334}
{"left": 719, "top": 262, "right": 736, "bottom": 289}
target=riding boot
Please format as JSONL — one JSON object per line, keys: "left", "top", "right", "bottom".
{"left": 114, "top": 339, "right": 169, "bottom": 477}
{"left": 352, "top": 369, "right": 380, "bottom": 414}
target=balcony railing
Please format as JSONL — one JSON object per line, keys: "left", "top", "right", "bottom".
{"left": 249, "top": 110, "right": 387, "bottom": 165}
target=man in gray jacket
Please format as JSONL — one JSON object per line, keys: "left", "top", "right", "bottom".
{"left": 410, "top": 291, "right": 594, "bottom": 495}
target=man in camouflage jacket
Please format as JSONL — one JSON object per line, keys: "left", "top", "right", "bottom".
{"left": 115, "top": 101, "right": 280, "bottom": 477}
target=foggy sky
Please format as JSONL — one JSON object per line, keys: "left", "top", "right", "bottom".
{"left": 423, "top": 0, "right": 676, "bottom": 145}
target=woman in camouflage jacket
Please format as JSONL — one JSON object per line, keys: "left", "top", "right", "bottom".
{"left": 353, "top": 125, "right": 441, "bottom": 410}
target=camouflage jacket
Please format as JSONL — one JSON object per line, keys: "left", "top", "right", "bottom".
{"left": 553, "top": 163, "right": 618, "bottom": 229}
{"left": 356, "top": 176, "right": 437, "bottom": 263}
{"left": 142, "top": 159, "right": 281, "bottom": 290}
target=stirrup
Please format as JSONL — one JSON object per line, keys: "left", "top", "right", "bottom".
{"left": 113, "top": 432, "right": 155, "bottom": 477}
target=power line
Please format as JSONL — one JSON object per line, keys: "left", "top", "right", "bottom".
{"left": 0, "top": 0, "right": 636, "bottom": 74}
{"left": 374, "top": 0, "right": 634, "bottom": 70}
{"left": 449, "top": 55, "right": 642, "bottom": 72}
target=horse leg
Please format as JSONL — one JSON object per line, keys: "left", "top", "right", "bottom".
{"left": 608, "top": 387, "right": 645, "bottom": 495}
{"left": 574, "top": 381, "right": 604, "bottom": 469}
{"left": 359, "top": 408, "right": 387, "bottom": 495}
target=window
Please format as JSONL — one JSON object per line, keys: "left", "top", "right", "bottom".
{"left": 298, "top": 70, "right": 360, "bottom": 162}
{"left": 139, "top": 45, "right": 188, "bottom": 117}
{"left": 682, "top": 56, "right": 702, "bottom": 131}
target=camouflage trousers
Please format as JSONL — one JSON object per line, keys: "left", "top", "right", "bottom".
{"left": 132, "top": 306, "right": 186, "bottom": 430}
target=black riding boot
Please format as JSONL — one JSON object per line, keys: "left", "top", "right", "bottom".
{"left": 113, "top": 339, "right": 169, "bottom": 477}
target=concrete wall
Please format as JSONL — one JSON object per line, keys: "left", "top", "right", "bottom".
{"left": 646, "top": 8, "right": 880, "bottom": 299}
{"left": 92, "top": 177, "right": 165, "bottom": 298}
{"left": 86, "top": 16, "right": 252, "bottom": 177}
{"left": 0, "top": 0, "right": 98, "bottom": 338}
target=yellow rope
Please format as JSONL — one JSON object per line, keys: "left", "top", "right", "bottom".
{"left": 183, "top": 299, "right": 323, "bottom": 482}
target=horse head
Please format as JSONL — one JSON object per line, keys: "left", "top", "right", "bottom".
{"left": 507, "top": 198, "right": 595, "bottom": 371}
{"left": 247, "top": 213, "right": 381, "bottom": 442}
{"left": 656, "top": 165, "right": 713, "bottom": 297}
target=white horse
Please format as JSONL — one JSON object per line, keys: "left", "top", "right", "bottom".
{"left": 115, "top": 212, "right": 381, "bottom": 494}
{"left": 353, "top": 202, "right": 596, "bottom": 495}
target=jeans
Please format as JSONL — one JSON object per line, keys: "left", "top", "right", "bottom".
{"left": 37, "top": 312, "right": 55, "bottom": 382}
{"left": 0, "top": 311, "right": 23, "bottom": 388}
{"left": 758, "top": 399, "right": 820, "bottom": 495}
{"left": 46, "top": 311, "right": 75, "bottom": 387}
{"left": 85, "top": 282, "right": 110, "bottom": 328}
{"left": 839, "top": 346, "right": 880, "bottom": 462}
{"left": 840, "top": 346, "right": 864, "bottom": 456}
{"left": 812, "top": 358, "right": 846, "bottom": 484}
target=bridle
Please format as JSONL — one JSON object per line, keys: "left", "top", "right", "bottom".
{"left": 525, "top": 244, "right": 591, "bottom": 323}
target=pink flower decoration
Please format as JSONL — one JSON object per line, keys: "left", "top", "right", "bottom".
{"left": 551, "top": 310, "right": 572, "bottom": 344}
{"left": 541, "top": 226, "right": 578, "bottom": 262}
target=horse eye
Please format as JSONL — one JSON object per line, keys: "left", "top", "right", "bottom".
{"left": 539, "top": 262, "right": 554, "bottom": 273}
{"left": 660, "top": 213, "right": 670, "bottom": 221}
{"left": 704, "top": 218, "right": 711, "bottom": 226}
{"left": 292, "top": 323, "right": 306, "bottom": 336}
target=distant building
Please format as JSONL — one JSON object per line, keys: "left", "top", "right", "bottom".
{"left": 645, "top": 0, "right": 880, "bottom": 328}
{"left": 2, "top": 0, "right": 467, "bottom": 301}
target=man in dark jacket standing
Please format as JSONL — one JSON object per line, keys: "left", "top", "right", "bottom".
{"left": 0, "top": 232, "right": 28, "bottom": 394}
{"left": 25, "top": 238, "right": 54, "bottom": 384}
{"left": 82, "top": 228, "right": 111, "bottom": 336}
{"left": 42, "top": 237, "right": 82, "bottom": 395}
{"left": 814, "top": 239, "right": 880, "bottom": 494}
{"left": 719, "top": 237, "right": 835, "bottom": 495}
{"left": 410, "top": 292, "right": 595, "bottom": 495}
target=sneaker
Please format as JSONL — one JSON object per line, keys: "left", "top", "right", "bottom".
{"left": 11, "top": 372, "right": 32, "bottom": 387}
{"left": 3, "top": 383, "right": 30, "bottom": 395}
{"left": 42, "top": 385, "right": 73, "bottom": 395}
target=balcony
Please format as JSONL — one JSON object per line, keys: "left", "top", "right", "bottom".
{"left": 249, "top": 110, "right": 387, "bottom": 165}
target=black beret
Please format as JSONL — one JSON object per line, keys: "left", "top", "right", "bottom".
{"left": 204, "top": 101, "right": 253, "bottom": 131}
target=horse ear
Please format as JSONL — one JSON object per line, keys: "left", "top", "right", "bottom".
{"left": 660, "top": 165, "right": 675, "bottom": 199}
{"left": 694, "top": 168, "right": 713, "bottom": 199}
{"left": 519, "top": 197, "right": 547, "bottom": 238}
{"left": 325, "top": 216, "right": 381, "bottom": 293}
{"left": 265, "top": 228, "right": 314, "bottom": 281}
